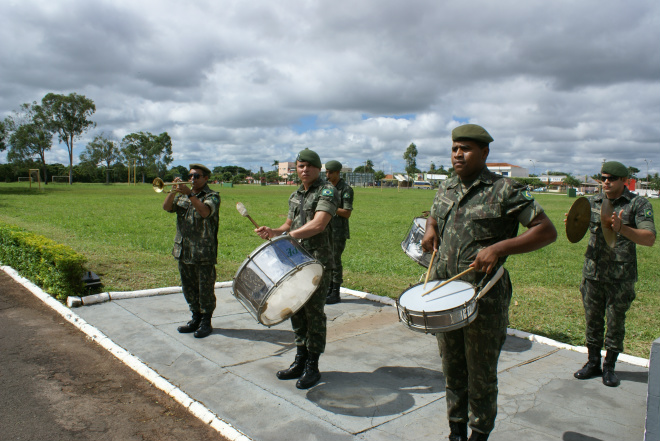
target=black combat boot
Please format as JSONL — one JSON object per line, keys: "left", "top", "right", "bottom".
{"left": 193, "top": 313, "right": 213, "bottom": 338}
{"left": 276, "top": 346, "right": 308, "bottom": 380}
{"left": 468, "top": 431, "right": 489, "bottom": 441}
{"left": 574, "top": 346, "right": 603, "bottom": 379}
{"left": 448, "top": 421, "right": 468, "bottom": 441}
{"left": 602, "top": 351, "right": 621, "bottom": 387}
{"left": 326, "top": 282, "right": 341, "bottom": 305}
{"left": 296, "top": 353, "right": 321, "bottom": 389}
{"left": 177, "top": 312, "right": 202, "bottom": 333}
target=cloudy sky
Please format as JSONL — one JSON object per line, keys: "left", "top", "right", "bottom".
{"left": 1, "top": 0, "right": 659, "bottom": 178}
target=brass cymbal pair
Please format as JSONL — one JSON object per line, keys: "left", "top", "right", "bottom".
{"left": 566, "top": 197, "right": 615, "bottom": 247}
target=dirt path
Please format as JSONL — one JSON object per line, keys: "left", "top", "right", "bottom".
{"left": 0, "top": 270, "right": 228, "bottom": 441}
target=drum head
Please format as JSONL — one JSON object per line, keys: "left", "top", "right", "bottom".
{"left": 398, "top": 280, "right": 475, "bottom": 312}
{"left": 260, "top": 262, "right": 323, "bottom": 326}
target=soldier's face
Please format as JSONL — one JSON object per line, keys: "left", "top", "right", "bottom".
{"left": 451, "top": 140, "right": 488, "bottom": 181}
{"left": 601, "top": 174, "right": 626, "bottom": 199}
{"left": 189, "top": 168, "right": 208, "bottom": 191}
{"left": 325, "top": 170, "right": 340, "bottom": 185}
{"left": 297, "top": 161, "right": 320, "bottom": 187}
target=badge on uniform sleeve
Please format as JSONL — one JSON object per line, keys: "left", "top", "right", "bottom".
{"left": 322, "top": 188, "right": 335, "bottom": 197}
{"left": 645, "top": 208, "right": 653, "bottom": 218}
{"left": 523, "top": 190, "right": 534, "bottom": 200}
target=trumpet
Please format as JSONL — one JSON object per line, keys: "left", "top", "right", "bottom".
{"left": 152, "top": 177, "right": 189, "bottom": 193}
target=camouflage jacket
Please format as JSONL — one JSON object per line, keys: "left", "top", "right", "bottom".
{"left": 169, "top": 184, "right": 221, "bottom": 264}
{"left": 430, "top": 167, "right": 544, "bottom": 287}
{"left": 583, "top": 187, "right": 656, "bottom": 282}
{"left": 329, "top": 178, "right": 354, "bottom": 240}
{"left": 288, "top": 177, "right": 339, "bottom": 268}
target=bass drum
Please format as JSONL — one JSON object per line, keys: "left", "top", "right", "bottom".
{"left": 232, "top": 235, "right": 324, "bottom": 327}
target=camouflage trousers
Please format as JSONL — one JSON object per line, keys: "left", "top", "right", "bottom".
{"left": 435, "top": 272, "right": 511, "bottom": 435}
{"left": 331, "top": 238, "right": 347, "bottom": 285}
{"left": 178, "top": 261, "right": 217, "bottom": 315}
{"left": 291, "top": 265, "right": 330, "bottom": 354}
{"left": 580, "top": 278, "right": 636, "bottom": 353}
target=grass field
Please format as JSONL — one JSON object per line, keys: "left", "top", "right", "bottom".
{"left": 0, "top": 182, "right": 658, "bottom": 358}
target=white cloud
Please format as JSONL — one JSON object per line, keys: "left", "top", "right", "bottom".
{"left": 1, "top": 0, "right": 659, "bottom": 177}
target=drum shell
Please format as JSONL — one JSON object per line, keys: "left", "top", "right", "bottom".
{"left": 232, "top": 235, "right": 324, "bottom": 327}
{"left": 396, "top": 281, "right": 478, "bottom": 333}
{"left": 401, "top": 217, "right": 433, "bottom": 268}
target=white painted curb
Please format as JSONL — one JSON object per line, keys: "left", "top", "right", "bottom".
{"left": 1, "top": 265, "right": 252, "bottom": 441}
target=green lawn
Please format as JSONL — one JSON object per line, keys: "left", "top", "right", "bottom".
{"left": 0, "top": 182, "right": 658, "bottom": 358}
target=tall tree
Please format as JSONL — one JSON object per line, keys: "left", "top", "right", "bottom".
{"left": 41, "top": 93, "right": 96, "bottom": 184}
{"left": 365, "top": 159, "right": 374, "bottom": 173}
{"left": 120, "top": 131, "right": 173, "bottom": 182}
{"left": 0, "top": 119, "right": 8, "bottom": 152}
{"left": 79, "top": 134, "right": 121, "bottom": 184}
{"left": 403, "top": 142, "right": 419, "bottom": 182}
{"left": 4, "top": 102, "right": 54, "bottom": 184}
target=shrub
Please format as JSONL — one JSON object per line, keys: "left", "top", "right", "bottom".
{"left": 0, "top": 222, "right": 86, "bottom": 300}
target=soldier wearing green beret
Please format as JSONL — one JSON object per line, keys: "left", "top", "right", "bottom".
{"left": 324, "top": 160, "right": 354, "bottom": 304}
{"left": 572, "top": 161, "right": 656, "bottom": 387}
{"left": 256, "top": 148, "right": 339, "bottom": 389}
{"left": 421, "top": 124, "right": 557, "bottom": 441}
{"left": 163, "top": 164, "right": 221, "bottom": 338}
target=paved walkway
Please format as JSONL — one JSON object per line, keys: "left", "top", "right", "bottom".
{"left": 66, "top": 285, "right": 648, "bottom": 441}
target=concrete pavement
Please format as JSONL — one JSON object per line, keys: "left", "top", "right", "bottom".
{"left": 66, "top": 284, "right": 649, "bottom": 441}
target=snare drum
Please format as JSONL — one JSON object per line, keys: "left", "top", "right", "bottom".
{"left": 232, "top": 235, "right": 324, "bottom": 327}
{"left": 396, "top": 280, "right": 478, "bottom": 333}
{"left": 401, "top": 217, "right": 433, "bottom": 268}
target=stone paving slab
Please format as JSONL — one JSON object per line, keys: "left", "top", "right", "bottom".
{"left": 74, "top": 287, "right": 649, "bottom": 441}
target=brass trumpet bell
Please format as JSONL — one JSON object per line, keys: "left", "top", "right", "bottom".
{"left": 152, "top": 177, "right": 187, "bottom": 193}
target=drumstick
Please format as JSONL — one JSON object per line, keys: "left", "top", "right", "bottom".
{"left": 421, "top": 267, "right": 475, "bottom": 297}
{"left": 423, "top": 249, "right": 437, "bottom": 289}
{"left": 236, "top": 202, "right": 260, "bottom": 228}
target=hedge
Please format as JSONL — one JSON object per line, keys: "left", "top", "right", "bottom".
{"left": 0, "top": 222, "right": 86, "bottom": 300}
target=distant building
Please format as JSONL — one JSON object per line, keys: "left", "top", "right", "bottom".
{"left": 487, "top": 163, "right": 529, "bottom": 178}
{"left": 278, "top": 161, "right": 296, "bottom": 179}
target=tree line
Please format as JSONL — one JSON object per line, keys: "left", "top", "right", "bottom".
{"left": 0, "top": 92, "right": 172, "bottom": 185}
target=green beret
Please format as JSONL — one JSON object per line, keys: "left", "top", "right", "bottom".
{"left": 601, "top": 161, "right": 628, "bottom": 178}
{"left": 189, "top": 163, "right": 211, "bottom": 176}
{"left": 325, "top": 160, "right": 342, "bottom": 172}
{"left": 452, "top": 124, "right": 494, "bottom": 144}
{"left": 296, "top": 148, "right": 322, "bottom": 169}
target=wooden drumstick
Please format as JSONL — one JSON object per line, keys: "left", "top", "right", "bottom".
{"left": 423, "top": 249, "right": 437, "bottom": 289}
{"left": 236, "top": 202, "right": 260, "bottom": 228}
{"left": 421, "top": 267, "right": 475, "bottom": 297}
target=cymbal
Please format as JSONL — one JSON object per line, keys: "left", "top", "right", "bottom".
{"left": 600, "top": 198, "right": 616, "bottom": 248}
{"left": 566, "top": 197, "right": 590, "bottom": 243}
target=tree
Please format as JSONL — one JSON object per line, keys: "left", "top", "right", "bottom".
{"left": 403, "top": 142, "right": 419, "bottom": 182}
{"left": 374, "top": 170, "right": 385, "bottom": 181}
{"left": 365, "top": 159, "right": 374, "bottom": 173}
{"left": 627, "top": 166, "right": 640, "bottom": 180}
{"left": 564, "top": 174, "right": 582, "bottom": 188}
{"left": 41, "top": 93, "right": 96, "bottom": 184}
{"left": 0, "top": 119, "right": 8, "bottom": 152}
{"left": 5, "top": 102, "right": 54, "bottom": 184}
{"left": 429, "top": 162, "right": 436, "bottom": 172}
{"left": 120, "top": 132, "right": 173, "bottom": 183}
{"left": 79, "top": 134, "right": 121, "bottom": 184}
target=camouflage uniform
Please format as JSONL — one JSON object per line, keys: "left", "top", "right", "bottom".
{"left": 329, "top": 178, "right": 354, "bottom": 285}
{"left": 287, "top": 177, "right": 338, "bottom": 354}
{"left": 580, "top": 188, "right": 655, "bottom": 353}
{"left": 430, "top": 167, "right": 544, "bottom": 434}
{"left": 169, "top": 184, "right": 221, "bottom": 315}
